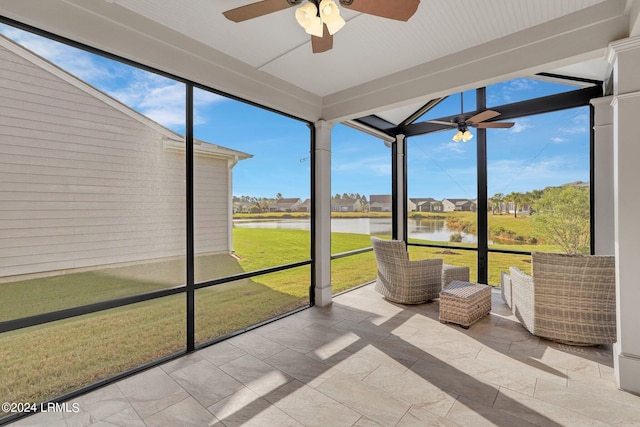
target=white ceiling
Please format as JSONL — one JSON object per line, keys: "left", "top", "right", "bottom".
{"left": 103, "top": 0, "right": 612, "bottom": 97}
{"left": 0, "top": 0, "right": 636, "bottom": 123}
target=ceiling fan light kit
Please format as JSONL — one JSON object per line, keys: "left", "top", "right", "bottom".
{"left": 295, "top": 3, "right": 323, "bottom": 36}
{"left": 453, "top": 128, "right": 473, "bottom": 142}
{"left": 223, "top": 0, "right": 421, "bottom": 53}
{"left": 295, "top": 0, "right": 345, "bottom": 37}
{"left": 320, "top": 0, "right": 346, "bottom": 35}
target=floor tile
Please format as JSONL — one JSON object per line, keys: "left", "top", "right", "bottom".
{"left": 396, "top": 405, "right": 462, "bottom": 427}
{"left": 170, "top": 359, "right": 244, "bottom": 407}
{"left": 534, "top": 378, "right": 640, "bottom": 426}
{"left": 226, "top": 331, "right": 287, "bottom": 360}
{"left": 6, "top": 411, "right": 67, "bottom": 427}
{"left": 265, "top": 380, "right": 361, "bottom": 427}
{"left": 261, "top": 327, "right": 329, "bottom": 354}
{"left": 409, "top": 357, "right": 500, "bottom": 408}
{"left": 143, "top": 396, "right": 217, "bottom": 427}
{"left": 115, "top": 367, "right": 190, "bottom": 419}
{"left": 446, "top": 396, "right": 540, "bottom": 427}
{"left": 208, "top": 386, "right": 302, "bottom": 427}
{"left": 364, "top": 364, "right": 457, "bottom": 417}
{"left": 197, "top": 340, "right": 248, "bottom": 366}
{"left": 62, "top": 384, "right": 130, "bottom": 426}
{"left": 315, "top": 374, "right": 411, "bottom": 426}
{"left": 494, "top": 387, "right": 611, "bottom": 427}
{"left": 263, "top": 348, "right": 335, "bottom": 386}
{"left": 219, "top": 353, "right": 293, "bottom": 396}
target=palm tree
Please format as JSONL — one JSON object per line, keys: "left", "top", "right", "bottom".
{"left": 489, "top": 193, "right": 503, "bottom": 215}
{"left": 505, "top": 191, "right": 524, "bottom": 218}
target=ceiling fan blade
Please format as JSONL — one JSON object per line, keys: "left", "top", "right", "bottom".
{"left": 223, "top": 0, "right": 296, "bottom": 23}
{"left": 426, "top": 120, "right": 457, "bottom": 127}
{"left": 466, "top": 109, "right": 501, "bottom": 124}
{"left": 312, "top": 24, "right": 333, "bottom": 53}
{"left": 341, "top": 0, "right": 420, "bottom": 21}
{"left": 475, "top": 122, "right": 515, "bottom": 128}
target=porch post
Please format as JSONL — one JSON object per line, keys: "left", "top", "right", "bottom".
{"left": 313, "top": 120, "right": 333, "bottom": 306}
{"left": 395, "top": 134, "right": 407, "bottom": 241}
{"left": 590, "top": 96, "right": 615, "bottom": 256}
{"left": 608, "top": 36, "right": 640, "bottom": 394}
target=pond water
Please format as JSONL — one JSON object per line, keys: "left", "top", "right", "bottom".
{"left": 233, "top": 217, "right": 479, "bottom": 243}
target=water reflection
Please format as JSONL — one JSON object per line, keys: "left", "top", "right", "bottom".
{"left": 234, "top": 218, "right": 478, "bottom": 243}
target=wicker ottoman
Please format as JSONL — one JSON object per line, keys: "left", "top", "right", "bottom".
{"left": 439, "top": 281, "right": 492, "bottom": 328}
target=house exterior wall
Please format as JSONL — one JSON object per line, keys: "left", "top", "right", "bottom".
{"left": 0, "top": 43, "right": 230, "bottom": 279}
{"left": 442, "top": 200, "right": 456, "bottom": 212}
{"left": 331, "top": 198, "right": 362, "bottom": 212}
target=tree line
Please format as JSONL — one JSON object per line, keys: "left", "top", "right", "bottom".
{"left": 490, "top": 185, "right": 590, "bottom": 254}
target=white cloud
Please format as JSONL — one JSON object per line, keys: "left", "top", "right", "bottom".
{"left": 427, "top": 135, "right": 471, "bottom": 155}
{"left": 1, "top": 24, "right": 225, "bottom": 129}
{"left": 445, "top": 141, "right": 467, "bottom": 153}
{"left": 488, "top": 78, "right": 538, "bottom": 104}
{"left": 488, "top": 156, "right": 586, "bottom": 194}
{"left": 333, "top": 156, "right": 391, "bottom": 176}
{"left": 557, "top": 111, "right": 589, "bottom": 135}
{"left": 510, "top": 119, "right": 534, "bottom": 133}
{"left": 508, "top": 78, "right": 536, "bottom": 91}
{"left": 559, "top": 126, "right": 587, "bottom": 134}
{"left": 109, "top": 74, "right": 187, "bottom": 127}
{"left": 551, "top": 137, "right": 568, "bottom": 143}
{"left": 1, "top": 25, "right": 114, "bottom": 82}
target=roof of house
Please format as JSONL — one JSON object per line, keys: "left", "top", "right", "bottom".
{"left": 410, "top": 198, "right": 436, "bottom": 204}
{"left": 444, "top": 198, "right": 474, "bottom": 204}
{"left": 332, "top": 198, "right": 360, "bottom": 206}
{"left": 369, "top": 195, "right": 392, "bottom": 204}
{"left": 274, "top": 198, "right": 301, "bottom": 206}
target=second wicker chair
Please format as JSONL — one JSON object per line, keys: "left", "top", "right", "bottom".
{"left": 371, "top": 237, "right": 469, "bottom": 304}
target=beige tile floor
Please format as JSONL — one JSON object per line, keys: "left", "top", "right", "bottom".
{"left": 9, "top": 284, "right": 640, "bottom": 427}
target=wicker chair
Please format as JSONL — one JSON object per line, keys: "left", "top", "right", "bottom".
{"left": 505, "top": 252, "right": 616, "bottom": 345}
{"left": 371, "top": 237, "right": 442, "bottom": 304}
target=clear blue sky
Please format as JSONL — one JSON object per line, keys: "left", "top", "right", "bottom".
{"left": 1, "top": 24, "right": 590, "bottom": 201}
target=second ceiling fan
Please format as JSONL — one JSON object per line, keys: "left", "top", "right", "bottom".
{"left": 223, "top": 0, "right": 421, "bottom": 53}
{"left": 427, "top": 94, "right": 515, "bottom": 142}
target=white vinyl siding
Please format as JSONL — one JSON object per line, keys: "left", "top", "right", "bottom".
{"left": 0, "top": 42, "right": 232, "bottom": 278}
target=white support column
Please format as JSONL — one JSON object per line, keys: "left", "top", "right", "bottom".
{"left": 395, "top": 134, "right": 406, "bottom": 240}
{"left": 313, "top": 120, "right": 333, "bottom": 306}
{"left": 608, "top": 36, "right": 640, "bottom": 394}
{"left": 590, "top": 96, "right": 615, "bottom": 256}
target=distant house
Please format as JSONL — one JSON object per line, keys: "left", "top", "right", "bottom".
{"left": 369, "top": 195, "right": 392, "bottom": 212}
{"left": 270, "top": 198, "right": 303, "bottom": 212}
{"left": 331, "top": 198, "right": 362, "bottom": 212}
{"left": 443, "top": 199, "right": 477, "bottom": 212}
{"left": 409, "top": 197, "right": 441, "bottom": 212}
{"left": 233, "top": 202, "right": 255, "bottom": 213}
{"left": 0, "top": 35, "right": 252, "bottom": 278}
{"left": 296, "top": 199, "right": 311, "bottom": 212}
{"left": 430, "top": 200, "right": 444, "bottom": 212}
